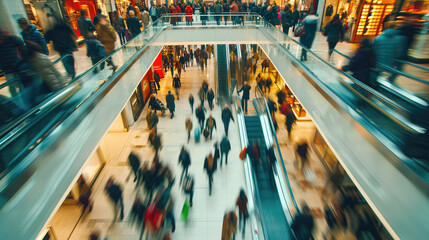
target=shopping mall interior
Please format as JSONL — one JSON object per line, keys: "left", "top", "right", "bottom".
{"left": 0, "top": 0, "right": 428, "bottom": 240}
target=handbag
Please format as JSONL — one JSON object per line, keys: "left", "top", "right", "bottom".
{"left": 125, "top": 30, "right": 132, "bottom": 41}
{"left": 294, "top": 21, "right": 306, "bottom": 37}
{"left": 181, "top": 199, "right": 190, "bottom": 221}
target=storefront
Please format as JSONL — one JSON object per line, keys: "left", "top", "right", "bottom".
{"left": 22, "top": 0, "right": 64, "bottom": 33}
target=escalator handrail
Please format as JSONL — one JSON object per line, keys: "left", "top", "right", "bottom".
{"left": 396, "top": 59, "right": 429, "bottom": 73}
{"left": 255, "top": 86, "right": 300, "bottom": 214}
{"left": 332, "top": 49, "right": 429, "bottom": 85}
{"left": 257, "top": 25, "right": 424, "bottom": 135}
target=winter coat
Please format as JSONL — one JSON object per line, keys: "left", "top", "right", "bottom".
{"left": 299, "top": 15, "right": 318, "bottom": 49}
{"left": 324, "top": 21, "right": 344, "bottom": 43}
{"left": 0, "top": 35, "right": 25, "bottom": 72}
{"left": 105, "top": 183, "right": 123, "bottom": 203}
{"left": 128, "top": 152, "right": 141, "bottom": 172}
{"left": 214, "top": 3, "right": 222, "bottom": 13}
{"left": 154, "top": 72, "right": 160, "bottom": 83}
{"left": 27, "top": 52, "right": 67, "bottom": 91}
{"left": 204, "top": 154, "right": 217, "bottom": 175}
{"left": 179, "top": 150, "right": 191, "bottom": 168}
{"left": 160, "top": 5, "right": 168, "bottom": 15}
{"left": 185, "top": 6, "right": 193, "bottom": 21}
{"left": 166, "top": 93, "right": 175, "bottom": 110}
{"left": 342, "top": 47, "right": 375, "bottom": 86}
{"left": 77, "top": 17, "right": 96, "bottom": 39}
{"left": 21, "top": 24, "right": 49, "bottom": 55}
{"left": 173, "top": 77, "right": 181, "bottom": 88}
{"left": 185, "top": 117, "right": 193, "bottom": 132}
{"left": 141, "top": 11, "right": 150, "bottom": 29}
{"left": 373, "top": 29, "right": 407, "bottom": 68}
{"left": 221, "top": 212, "right": 237, "bottom": 240}
{"left": 146, "top": 111, "right": 158, "bottom": 129}
{"left": 196, "top": 107, "right": 206, "bottom": 121}
{"left": 44, "top": 23, "right": 78, "bottom": 54}
{"left": 291, "top": 213, "right": 314, "bottom": 240}
{"left": 200, "top": 6, "right": 208, "bottom": 20}
{"left": 221, "top": 108, "right": 234, "bottom": 125}
{"left": 112, "top": 16, "right": 126, "bottom": 33}
{"left": 96, "top": 23, "right": 117, "bottom": 55}
{"left": 205, "top": 117, "right": 217, "bottom": 131}
{"left": 150, "top": 6, "right": 159, "bottom": 17}
{"left": 293, "top": 10, "right": 300, "bottom": 23}
{"left": 127, "top": 17, "right": 142, "bottom": 37}
{"left": 281, "top": 9, "right": 293, "bottom": 27}
{"left": 207, "top": 89, "right": 214, "bottom": 103}
{"left": 230, "top": 2, "right": 239, "bottom": 13}
{"left": 238, "top": 85, "right": 251, "bottom": 100}
{"left": 220, "top": 136, "right": 231, "bottom": 153}
{"left": 236, "top": 195, "right": 248, "bottom": 215}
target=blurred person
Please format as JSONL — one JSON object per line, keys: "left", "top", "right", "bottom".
{"left": 180, "top": 54, "right": 186, "bottom": 71}
{"left": 341, "top": 38, "right": 376, "bottom": 88}
{"left": 185, "top": 4, "right": 194, "bottom": 25}
{"left": 220, "top": 135, "right": 231, "bottom": 167}
{"left": 166, "top": 90, "right": 175, "bottom": 118}
{"left": 189, "top": 94, "right": 194, "bottom": 113}
{"left": 25, "top": 41, "right": 67, "bottom": 92}
{"left": 17, "top": 18, "right": 49, "bottom": 55}
{"left": 291, "top": 203, "right": 314, "bottom": 240}
{"left": 214, "top": 1, "right": 222, "bottom": 25}
{"left": 0, "top": 29, "right": 28, "bottom": 97}
{"left": 292, "top": 6, "right": 300, "bottom": 32}
{"left": 207, "top": 88, "right": 215, "bottom": 110}
{"left": 223, "top": 2, "right": 230, "bottom": 25}
{"left": 324, "top": 14, "right": 344, "bottom": 60}
{"left": 222, "top": 211, "right": 238, "bottom": 240}
{"left": 150, "top": 3, "right": 160, "bottom": 24}
{"left": 77, "top": 10, "right": 96, "bottom": 40}
{"left": 176, "top": 59, "right": 182, "bottom": 78}
{"left": 112, "top": 10, "right": 127, "bottom": 45}
{"left": 128, "top": 151, "right": 141, "bottom": 182}
{"left": 200, "top": 3, "right": 208, "bottom": 25}
{"left": 127, "top": 10, "right": 142, "bottom": 38}
{"left": 285, "top": 110, "right": 296, "bottom": 138}
{"left": 214, "top": 142, "right": 220, "bottom": 165}
{"left": 204, "top": 153, "right": 217, "bottom": 195}
{"left": 141, "top": 8, "right": 150, "bottom": 29}
{"left": 149, "top": 128, "right": 162, "bottom": 156}
{"left": 205, "top": 114, "right": 217, "bottom": 139}
{"left": 169, "top": 4, "right": 177, "bottom": 26}
{"left": 236, "top": 189, "right": 248, "bottom": 238}
{"left": 89, "top": 230, "right": 101, "bottom": 240}
{"left": 198, "top": 86, "right": 205, "bottom": 106}
{"left": 178, "top": 146, "right": 191, "bottom": 184}
{"left": 221, "top": 104, "right": 234, "bottom": 135}
{"left": 105, "top": 177, "right": 125, "bottom": 222}
{"left": 230, "top": 0, "right": 239, "bottom": 25}
{"left": 146, "top": 109, "right": 158, "bottom": 130}
{"left": 78, "top": 176, "right": 93, "bottom": 214}
{"left": 237, "top": 81, "right": 251, "bottom": 113}
{"left": 154, "top": 71, "right": 161, "bottom": 90}
{"left": 299, "top": 12, "right": 318, "bottom": 62}
{"left": 93, "top": 8, "right": 106, "bottom": 26}
{"left": 185, "top": 117, "right": 193, "bottom": 142}
{"left": 190, "top": 48, "right": 194, "bottom": 66}
{"left": 84, "top": 35, "right": 106, "bottom": 72}
{"left": 44, "top": 20, "right": 78, "bottom": 79}
{"left": 295, "top": 140, "right": 309, "bottom": 171}
{"left": 183, "top": 175, "right": 194, "bottom": 207}
{"left": 196, "top": 104, "right": 206, "bottom": 130}
{"left": 246, "top": 140, "right": 261, "bottom": 166}
{"left": 176, "top": 3, "right": 182, "bottom": 23}
{"left": 266, "top": 144, "right": 277, "bottom": 186}
{"left": 96, "top": 17, "right": 118, "bottom": 71}
{"left": 322, "top": 164, "right": 344, "bottom": 197}
{"left": 372, "top": 23, "right": 407, "bottom": 82}
{"left": 265, "top": 75, "right": 272, "bottom": 93}
{"left": 172, "top": 73, "right": 181, "bottom": 100}
{"left": 130, "top": 196, "right": 147, "bottom": 227}
{"left": 281, "top": 5, "right": 293, "bottom": 35}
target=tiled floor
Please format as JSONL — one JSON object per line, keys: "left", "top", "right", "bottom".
{"left": 49, "top": 49, "right": 253, "bottom": 240}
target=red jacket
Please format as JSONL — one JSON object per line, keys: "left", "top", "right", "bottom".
{"left": 176, "top": 5, "right": 181, "bottom": 13}
{"left": 185, "top": 6, "right": 193, "bottom": 21}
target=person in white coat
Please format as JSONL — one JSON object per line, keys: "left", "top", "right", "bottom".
{"left": 141, "top": 9, "right": 151, "bottom": 29}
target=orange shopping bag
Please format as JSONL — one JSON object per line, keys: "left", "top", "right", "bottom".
{"left": 239, "top": 147, "right": 247, "bottom": 160}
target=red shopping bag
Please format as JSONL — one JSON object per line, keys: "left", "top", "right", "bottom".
{"left": 239, "top": 147, "right": 247, "bottom": 160}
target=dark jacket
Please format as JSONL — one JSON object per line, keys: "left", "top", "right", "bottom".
{"left": 238, "top": 85, "right": 251, "bottom": 100}
{"left": 221, "top": 108, "right": 234, "bottom": 124}
{"left": 220, "top": 136, "right": 231, "bottom": 153}
{"left": 166, "top": 93, "right": 175, "bottom": 110}
{"left": 293, "top": 10, "right": 300, "bottom": 23}
{"left": 291, "top": 213, "right": 314, "bottom": 240}
{"left": 205, "top": 117, "right": 217, "bottom": 130}
{"left": 281, "top": 9, "right": 293, "bottom": 27}
{"left": 204, "top": 155, "right": 217, "bottom": 174}
{"left": 106, "top": 183, "right": 123, "bottom": 202}
{"left": 207, "top": 89, "right": 215, "bottom": 102}
{"left": 0, "top": 35, "right": 25, "bottom": 72}
{"left": 154, "top": 72, "right": 160, "bottom": 83}
{"left": 127, "top": 17, "right": 142, "bottom": 37}
{"left": 324, "top": 21, "right": 344, "bottom": 43}
{"left": 342, "top": 47, "right": 375, "bottom": 86}
{"left": 128, "top": 152, "right": 141, "bottom": 172}
{"left": 112, "top": 16, "right": 126, "bottom": 33}
{"left": 373, "top": 29, "right": 407, "bottom": 67}
{"left": 44, "top": 23, "right": 78, "bottom": 53}
{"left": 173, "top": 77, "right": 181, "bottom": 88}
{"left": 21, "top": 24, "right": 49, "bottom": 55}
{"left": 77, "top": 17, "right": 95, "bottom": 39}
{"left": 178, "top": 150, "right": 191, "bottom": 168}
{"left": 299, "top": 15, "right": 318, "bottom": 49}
{"left": 196, "top": 107, "right": 206, "bottom": 121}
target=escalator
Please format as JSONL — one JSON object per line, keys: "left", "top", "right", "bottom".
{"left": 216, "top": 44, "right": 229, "bottom": 103}
{"left": 243, "top": 115, "right": 293, "bottom": 239}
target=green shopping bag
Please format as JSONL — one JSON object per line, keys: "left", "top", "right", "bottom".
{"left": 181, "top": 199, "right": 190, "bottom": 221}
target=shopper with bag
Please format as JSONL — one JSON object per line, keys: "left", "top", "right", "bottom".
{"left": 221, "top": 105, "right": 234, "bottom": 135}
{"left": 166, "top": 90, "right": 175, "bottom": 118}
{"left": 111, "top": 11, "right": 127, "bottom": 45}
{"left": 297, "top": 12, "right": 318, "bottom": 62}
{"left": 205, "top": 114, "right": 217, "bottom": 139}
{"left": 222, "top": 211, "right": 238, "bottom": 240}
{"left": 104, "top": 177, "right": 125, "bottom": 222}
{"left": 185, "top": 117, "right": 193, "bottom": 142}
{"left": 178, "top": 146, "right": 191, "bottom": 184}
{"left": 203, "top": 153, "right": 217, "bottom": 195}
{"left": 183, "top": 175, "right": 194, "bottom": 207}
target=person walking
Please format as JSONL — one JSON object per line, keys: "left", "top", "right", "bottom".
{"left": 299, "top": 12, "right": 318, "bottom": 62}
{"left": 207, "top": 88, "right": 215, "bottom": 110}
{"left": 200, "top": 3, "right": 208, "bottom": 25}
{"left": 146, "top": 109, "right": 158, "bottom": 130}
{"left": 281, "top": 5, "right": 293, "bottom": 35}
{"left": 196, "top": 104, "right": 206, "bottom": 131}
{"left": 214, "top": 1, "right": 222, "bottom": 25}
{"left": 17, "top": 18, "right": 49, "bottom": 55}
{"left": 198, "top": 87, "right": 205, "bottom": 106}
{"left": 237, "top": 81, "right": 251, "bottom": 113}
{"left": 185, "top": 4, "right": 194, "bottom": 25}
{"left": 189, "top": 94, "right": 195, "bottom": 113}
{"left": 141, "top": 9, "right": 151, "bottom": 29}
{"left": 292, "top": 7, "right": 300, "bottom": 32}
{"left": 324, "top": 14, "right": 344, "bottom": 60}
{"left": 230, "top": 0, "right": 239, "bottom": 25}
{"left": 77, "top": 10, "right": 96, "bottom": 40}
{"left": 214, "top": 141, "right": 220, "bottom": 164}
{"left": 154, "top": 71, "right": 161, "bottom": 90}
{"left": 221, "top": 105, "right": 234, "bottom": 135}
{"left": 185, "top": 117, "right": 193, "bottom": 142}
{"left": 295, "top": 140, "right": 309, "bottom": 171}
{"left": 178, "top": 146, "right": 191, "bottom": 184}
{"left": 223, "top": 2, "right": 230, "bottom": 25}
{"left": 166, "top": 90, "right": 175, "bottom": 118}
{"left": 105, "top": 177, "right": 124, "bottom": 222}
{"left": 149, "top": 128, "right": 163, "bottom": 156}
{"left": 205, "top": 114, "right": 217, "bottom": 139}
{"left": 150, "top": 4, "right": 160, "bottom": 24}
{"left": 291, "top": 204, "right": 314, "bottom": 240}
{"left": 236, "top": 189, "right": 248, "bottom": 238}
{"left": 112, "top": 11, "right": 127, "bottom": 45}
{"left": 285, "top": 110, "right": 296, "bottom": 138}
{"left": 203, "top": 153, "right": 217, "bottom": 195}
{"left": 128, "top": 152, "right": 141, "bottom": 182}
{"left": 176, "top": 60, "right": 182, "bottom": 78}
{"left": 341, "top": 38, "right": 376, "bottom": 88}
{"left": 220, "top": 135, "right": 231, "bottom": 167}
{"left": 44, "top": 20, "right": 78, "bottom": 79}
{"left": 127, "top": 10, "right": 142, "bottom": 38}
{"left": 222, "top": 211, "right": 238, "bottom": 240}
{"left": 172, "top": 73, "right": 181, "bottom": 100}
{"left": 183, "top": 175, "right": 194, "bottom": 207}
{"left": 95, "top": 16, "right": 117, "bottom": 70}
